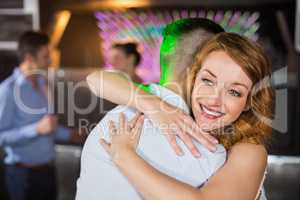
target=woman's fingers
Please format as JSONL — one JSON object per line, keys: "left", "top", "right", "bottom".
{"left": 181, "top": 124, "right": 217, "bottom": 152}
{"left": 180, "top": 116, "right": 218, "bottom": 152}
{"left": 119, "top": 113, "right": 126, "bottom": 133}
{"left": 128, "top": 112, "right": 143, "bottom": 129}
{"left": 99, "top": 139, "right": 111, "bottom": 154}
{"left": 202, "top": 131, "right": 219, "bottom": 144}
{"left": 102, "top": 113, "right": 145, "bottom": 158}
{"left": 192, "top": 128, "right": 218, "bottom": 150}
{"left": 108, "top": 120, "right": 117, "bottom": 136}
{"left": 131, "top": 115, "right": 144, "bottom": 141}
{"left": 176, "top": 131, "right": 201, "bottom": 157}
{"left": 175, "top": 118, "right": 203, "bottom": 156}
{"left": 164, "top": 131, "right": 183, "bottom": 156}
{"left": 190, "top": 126, "right": 217, "bottom": 152}
{"left": 192, "top": 131, "right": 217, "bottom": 152}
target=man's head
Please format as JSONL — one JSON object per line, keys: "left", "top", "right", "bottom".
{"left": 159, "top": 18, "right": 224, "bottom": 85}
{"left": 18, "top": 31, "right": 51, "bottom": 70}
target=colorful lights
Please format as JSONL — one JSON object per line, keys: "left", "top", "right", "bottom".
{"left": 95, "top": 9, "right": 261, "bottom": 83}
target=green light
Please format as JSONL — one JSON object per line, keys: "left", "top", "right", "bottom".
{"left": 221, "top": 10, "right": 232, "bottom": 27}
{"left": 134, "top": 82, "right": 152, "bottom": 93}
{"left": 207, "top": 10, "right": 214, "bottom": 20}
{"left": 159, "top": 35, "right": 177, "bottom": 86}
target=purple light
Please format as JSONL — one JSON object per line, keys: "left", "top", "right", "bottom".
{"left": 181, "top": 10, "right": 189, "bottom": 18}
{"left": 190, "top": 10, "right": 198, "bottom": 18}
{"left": 95, "top": 9, "right": 260, "bottom": 83}
{"left": 245, "top": 12, "right": 260, "bottom": 28}
{"left": 229, "top": 11, "right": 241, "bottom": 27}
{"left": 214, "top": 11, "right": 224, "bottom": 23}
{"left": 198, "top": 10, "right": 206, "bottom": 18}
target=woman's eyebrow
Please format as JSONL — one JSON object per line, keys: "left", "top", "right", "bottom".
{"left": 231, "top": 82, "right": 249, "bottom": 90}
{"left": 203, "top": 69, "right": 216, "bottom": 78}
{"left": 203, "top": 69, "right": 250, "bottom": 90}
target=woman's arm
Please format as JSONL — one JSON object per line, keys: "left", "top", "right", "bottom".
{"left": 198, "top": 143, "right": 267, "bottom": 200}
{"left": 87, "top": 70, "right": 218, "bottom": 156}
{"left": 115, "top": 142, "right": 266, "bottom": 200}
{"left": 102, "top": 114, "right": 267, "bottom": 200}
{"left": 114, "top": 149, "right": 201, "bottom": 200}
{"left": 86, "top": 70, "right": 153, "bottom": 109}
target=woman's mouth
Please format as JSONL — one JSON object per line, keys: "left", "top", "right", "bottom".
{"left": 200, "top": 104, "right": 225, "bottom": 120}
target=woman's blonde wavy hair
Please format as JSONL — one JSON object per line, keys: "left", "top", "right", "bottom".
{"left": 187, "top": 32, "right": 274, "bottom": 150}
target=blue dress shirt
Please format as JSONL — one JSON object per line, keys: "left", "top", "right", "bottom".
{"left": 0, "top": 68, "right": 71, "bottom": 165}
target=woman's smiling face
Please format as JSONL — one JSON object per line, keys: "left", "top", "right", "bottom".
{"left": 191, "top": 50, "right": 253, "bottom": 131}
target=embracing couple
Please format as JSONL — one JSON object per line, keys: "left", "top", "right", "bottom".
{"left": 76, "top": 18, "right": 273, "bottom": 200}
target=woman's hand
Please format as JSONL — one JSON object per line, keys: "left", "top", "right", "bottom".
{"left": 87, "top": 70, "right": 218, "bottom": 158}
{"left": 100, "top": 112, "right": 144, "bottom": 162}
{"left": 142, "top": 98, "right": 218, "bottom": 157}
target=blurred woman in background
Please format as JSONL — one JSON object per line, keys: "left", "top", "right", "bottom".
{"left": 108, "top": 42, "right": 143, "bottom": 83}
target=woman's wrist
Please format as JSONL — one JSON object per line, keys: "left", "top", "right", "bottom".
{"left": 113, "top": 146, "right": 137, "bottom": 167}
{"left": 137, "top": 94, "right": 162, "bottom": 115}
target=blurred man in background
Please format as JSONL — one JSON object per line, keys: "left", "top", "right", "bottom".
{"left": 0, "top": 31, "right": 80, "bottom": 200}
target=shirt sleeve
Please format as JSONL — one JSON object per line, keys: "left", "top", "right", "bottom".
{"left": 55, "top": 125, "right": 71, "bottom": 142}
{"left": 0, "top": 86, "right": 38, "bottom": 146}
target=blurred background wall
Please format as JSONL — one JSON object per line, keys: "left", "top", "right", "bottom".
{"left": 0, "top": 0, "right": 299, "bottom": 199}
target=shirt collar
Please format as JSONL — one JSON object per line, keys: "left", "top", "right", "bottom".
{"left": 13, "top": 67, "right": 47, "bottom": 87}
{"left": 13, "top": 67, "right": 26, "bottom": 85}
{"left": 149, "top": 83, "right": 190, "bottom": 114}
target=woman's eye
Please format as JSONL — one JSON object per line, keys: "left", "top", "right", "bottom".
{"left": 228, "top": 89, "right": 242, "bottom": 97}
{"left": 201, "top": 78, "right": 214, "bottom": 86}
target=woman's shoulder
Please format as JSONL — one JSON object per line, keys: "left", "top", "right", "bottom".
{"left": 230, "top": 142, "right": 267, "bottom": 154}
{"left": 228, "top": 142, "right": 267, "bottom": 169}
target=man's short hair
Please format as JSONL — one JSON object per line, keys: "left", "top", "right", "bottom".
{"left": 162, "top": 18, "right": 224, "bottom": 38}
{"left": 17, "top": 31, "right": 49, "bottom": 62}
{"left": 160, "top": 18, "right": 224, "bottom": 85}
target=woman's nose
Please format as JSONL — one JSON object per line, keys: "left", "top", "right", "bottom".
{"left": 206, "top": 88, "right": 223, "bottom": 107}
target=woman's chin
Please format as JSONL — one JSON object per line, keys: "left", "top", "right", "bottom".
{"left": 196, "top": 115, "right": 227, "bottom": 131}
{"left": 198, "top": 123, "right": 222, "bottom": 132}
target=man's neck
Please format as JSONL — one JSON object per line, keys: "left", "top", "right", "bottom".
{"left": 19, "top": 63, "right": 39, "bottom": 88}
{"left": 19, "top": 62, "right": 32, "bottom": 76}
{"left": 164, "top": 78, "right": 186, "bottom": 101}
{"left": 121, "top": 66, "right": 135, "bottom": 78}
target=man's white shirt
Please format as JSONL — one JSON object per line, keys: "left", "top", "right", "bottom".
{"left": 76, "top": 84, "right": 226, "bottom": 200}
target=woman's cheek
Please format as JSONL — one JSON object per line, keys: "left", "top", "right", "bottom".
{"left": 225, "top": 98, "right": 247, "bottom": 121}
{"left": 196, "top": 86, "right": 217, "bottom": 99}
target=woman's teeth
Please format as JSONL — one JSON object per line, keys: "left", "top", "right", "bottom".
{"left": 201, "top": 104, "right": 224, "bottom": 118}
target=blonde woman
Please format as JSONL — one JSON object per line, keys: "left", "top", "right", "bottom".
{"left": 99, "top": 32, "right": 274, "bottom": 200}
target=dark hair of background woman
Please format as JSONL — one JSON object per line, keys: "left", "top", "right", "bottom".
{"left": 112, "top": 42, "right": 141, "bottom": 67}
